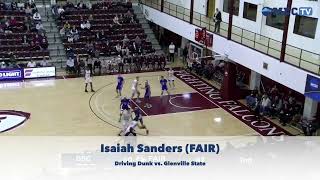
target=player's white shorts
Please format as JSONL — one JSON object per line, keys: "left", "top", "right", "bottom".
{"left": 168, "top": 77, "right": 175, "bottom": 81}
{"left": 131, "top": 88, "right": 140, "bottom": 95}
{"left": 122, "top": 120, "right": 129, "bottom": 130}
{"left": 85, "top": 77, "right": 92, "bottom": 83}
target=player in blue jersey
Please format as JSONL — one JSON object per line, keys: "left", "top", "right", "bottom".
{"left": 119, "top": 97, "right": 131, "bottom": 121}
{"left": 142, "top": 80, "right": 152, "bottom": 108}
{"left": 131, "top": 107, "right": 149, "bottom": 135}
{"left": 160, "top": 76, "right": 170, "bottom": 96}
{"left": 116, "top": 74, "right": 125, "bottom": 97}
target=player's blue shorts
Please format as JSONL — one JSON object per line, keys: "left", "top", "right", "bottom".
{"left": 121, "top": 105, "right": 130, "bottom": 111}
{"left": 144, "top": 94, "right": 150, "bottom": 100}
{"left": 162, "top": 85, "right": 168, "bottom": 91}
{"left": 116, "top": 84, "right": 123, "bottom": 90}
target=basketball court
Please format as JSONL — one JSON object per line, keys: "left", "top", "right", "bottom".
{"left": 0, "top": 70, "right": 301, "bottom": 136}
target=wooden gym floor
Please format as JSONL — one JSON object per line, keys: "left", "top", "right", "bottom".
{"left": 0, "top": 70, "right": 301, "bottom": 136}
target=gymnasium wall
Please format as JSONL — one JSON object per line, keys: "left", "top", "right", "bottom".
{"left": 141, "top": 4, "right": 320, "bottom": 95}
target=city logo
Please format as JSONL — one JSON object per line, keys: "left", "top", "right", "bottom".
{"left": 262, "top": 7, "right": 313, "bottom": 16}
{"left": 0, "top": 110, "right": 30, "bottom": 133}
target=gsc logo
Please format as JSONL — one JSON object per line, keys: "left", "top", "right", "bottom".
{"left": 262, "top": 7, "right": 313, "bottom": 16}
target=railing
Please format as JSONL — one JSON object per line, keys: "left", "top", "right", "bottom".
{"left": 140, "top": 0, "right": 320, "bottom": 75}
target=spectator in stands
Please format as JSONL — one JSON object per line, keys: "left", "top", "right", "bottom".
{"left": 115, "top": 43, "right": 122, "bottom": 56}
{"left": 25, "top": 6, "right": 32, "bottom": 16}
{"left": 113, "top": 15, "right": 121, "bottom": 25}
{"left": 40, "top": 34, "right": 48, "bottom": 50}
{"left": 80, "top": 20, "right": 91, "bottom": 31}
{"left": 77, "top": 0, "right": 86, "bottom": 9}
{"left": 213, "top": 8, "right": 222, "bottom": 33}
{"left": 270, "top": 95, "right": 283, "bottom": 118}
{"left": 70, "top": 25, "right": 79, "bottom": 42}
{"left": 0, "top": 62, "right": 6, "bottom": 69}
{"left": 27, "top": 60, "right": 37, "bottom": 68}
{"left": 33, "top": 11, "right": 41, "bottom": 22}
{"left": 36, "top": 22, "right": 45, "bottom": 33}
{"left": 17, "top": 1, "right": 24, "bottom": 10}
{"left": 260, "top": 94, "right": 271, "bottom": 116}
{"left": 57, "top": 5, "right": 65, "bottom": 16}
{"left": 246, "top": 92, "right": 257, "bottom": 109}
{"left": 66, "top": 57, "right": 76, "bottom": 74}
{"left": 86, "top": 41, "right": 95, "bottom": 56}
{"left": 88, "top": 14, "right": 93, "bottom": 21}
{"left": 130, "top": 16, "right": 136, "bottom": 24}
{"left": 24, "top": 16, "right": 32, "bottom": 31}
{"left": 8, "top": 16, "right": 17, "bottom": 28}
{"left": 123, "top": 34, "right": 129, "bottom": 47}
{"left": 86, "top": 1, "right": 92, "bottom": 9}
{"left": 66, "top": 46, "right": 74, "bottom": 58}
{"left": 135, "top": 36, "right": 141, "bottom": 48}
{"left": 22, "top": 35, "right": 29, "bottom": 45}
{"left": 39, "top": 57, "right": 48, "bottom": 67}
{"left": 63, "top": 21, "right": 71, "bottom": 31}
{"left": 168, "top": 42, "right": 175, "bottom": 62}
{"left": 107, "top": 23, "right": 114, "bottom": 33}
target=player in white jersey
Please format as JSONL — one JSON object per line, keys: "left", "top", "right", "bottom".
{"left": 168, "top": 67, "right": 175, "bottom": 88}
{"left": 84, "top": 66, "right": 95, "bottom": 92}
{"left": 131, "top": 76, "right": 141, "bottom": 103}
{"left": 118, "top": 109, "right": 132, "bottom": 136}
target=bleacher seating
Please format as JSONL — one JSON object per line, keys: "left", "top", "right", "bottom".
{"left": 55, "top": 1, "right": 155, "bottom": 57}
{"left": 0, "top": 1, "right": 49, "bottom": 62}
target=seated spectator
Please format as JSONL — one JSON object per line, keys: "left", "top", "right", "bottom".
{"left": 40, "top": 57, "right": 49, "bottom": 67}
{"left": 86, "top": 1, "right": 92, "bottom": 9}
{"left": 63, "top": 21, "right": 71, "bottom": 31}
{"left": 246, "top": 92, "right": 257, "bottom": 109}
{"left": 88, "top": 14, "right": 93, "bottom": 21}
{"left": 36, "top": 22, "right": 45, "bottom": 33}
{"left": 57, "top": 6, "right": 65, "bottom": 16}
{"left": 33, "top": 11, "right": 41, "bottom": 22}
{"left": 8, "top": 16, "right": 17, "bottom": 28}
{"left": 66, "top": 57, "right": 75, "bottom": 74}
{"left": 134, "top": 36, "right": 141, "bottom": 47}
{"left": 25, "top": 6, "right": 32, "bottom": 16}
{"left": 80, "top": 20, "right": 91, "bottom": 30}
{"left": 40, "top": 34, "right": 48, "bottom": 49}
{"left": 0, "top": 62, "right": 6, "bottom": 69}
{"left": 115, "top": 43, "right": 122, "bottom": 56}
{"left": 70, "top": 25, "right": 79, "bottom": 41}
{"left": 113, "top": 15, "right": 121, "bottom": 25}
{"left": 66, "top": 46, "right": 74, "bottom": 58}
{"left": 122, "top": 34, "right": 129, "bottom": 47}
{"left": 17, "top": 1, "right": 24, "bottom": 9}
{"left": 130, "top": 16, "right": 136, "bottom": 24}
{"left": 22, "top": 35, "right": 29, "bottom": 45}
{"left": 77, "top": 0, "right": 86, "bottom": 9}
{"left": 27, "top": 60, "right": 37, "bottom": 68}
{"left": 109, "top": 24, "right": 115, "bottom": 34}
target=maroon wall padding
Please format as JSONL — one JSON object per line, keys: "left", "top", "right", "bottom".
{"left": 221, "top": 62, "right": 237, "bottom": 100}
